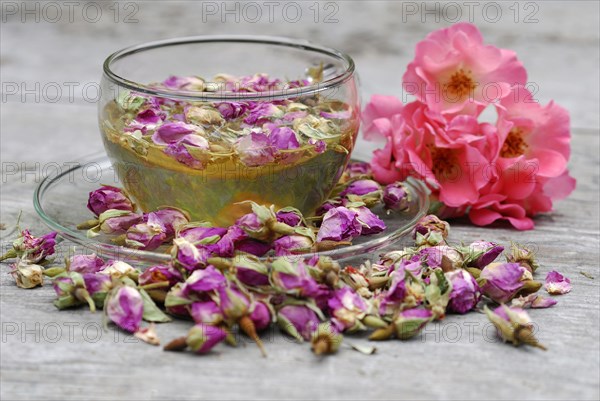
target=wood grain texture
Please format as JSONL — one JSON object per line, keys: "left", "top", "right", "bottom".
{"left": 1, "top": 2, "right": 599, "bottom": 400}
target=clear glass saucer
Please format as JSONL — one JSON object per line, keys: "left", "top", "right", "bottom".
{"left": 34, "top": 154, "right": 429, "bottom": 265}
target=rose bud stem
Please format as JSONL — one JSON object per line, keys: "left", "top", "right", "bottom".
{"left": 315, "top": 240, "right": 352, "bottom": 252}
{"left": 368, "top": 276, "right": 389, "bottom": 291}
{"left": 518, "top": 280, "right": 543, "bottom": 296}
{"left": 515, "top": 326, "right": 547, "bottom": 351}
{"left": 139, "top": 281, "right": 170, "bottom": 291}
{"left": 164, "top": 336, "right": 188, "bottom": 352}
{"left": 0, "top": 249, "right": 17, "bottom": 262}
{"left": 465, "top": 267, "right": 481, "bottom": 279}
{"left": 77, "top": 219, "right": 99, "bottom": 230}
{"left": 312, "top": 338, "right": 329, "bottom": 356}
{"left": 75, "top": 288, "right": 96, "bottom": 313}
{"left": 110, "top": 234, "right": 127, "bottom": 246}
{"left": 206, "top": 257, "right": 233, "bottom": 271}
{"left": 368, "top": 324, "right": 395, "bottom": 341}
{"left": 239, "top": 315, "right": 267, "bottom": 358}
{"left": 43, "top": 267, "right": 66, "bottom": 277}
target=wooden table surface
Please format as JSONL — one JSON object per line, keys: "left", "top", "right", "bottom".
{"left": 1, "top": 2, "right": 599, "bottom": 400}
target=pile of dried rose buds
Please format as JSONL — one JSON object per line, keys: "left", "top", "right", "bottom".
{"left": 76, "top": 161, "right": 405, "bottom": 255}
{"left": 2, "top": 204, "right": 572, "bottom": 356}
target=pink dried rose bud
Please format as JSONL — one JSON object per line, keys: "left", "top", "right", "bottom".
{"left": 125, "top": 213, "right": 168, "bottom": 250}
{"left": 277, "top": 304, "right": 321, "bottom": 341}
{"left": 185, "top": 324, "right": 227, "bottom": 354}
{"left": 67, "top": 254, "right": 104, "bottom": 274}
{"left": 328, "top": 287, "right": 368, "bottom": 332}
{"left": 316, "top": 206, "right": 363, "bottom": 242}
{"left": 383, "top": 182, "right": 410, "bottom": 211}
{"left": 233, "top": 254, "right": 270, "bottom": 287}
{"left": 414, "top": 215, "right": 450, "bottom": 240}
{"left": 151, "top": 207, "right": 190, "bottom": 239}
{"left": 249, "top": 301, "right": 273, "bottom": 332}
{"left": 445, "top": 269, "right": 481, "bottom": 314}
{"left": 189, "top": 301, "right": 223, "bottom": 325}
{"left": 99, "top": 261, "right": 138, "bottom": 280}
{"left": 478, "top": 262, "right": 539, "bottom": 304}
{"left": 171, "top": 237, "right": 209, "bottom": 271}
{"left": 138, "top": 265, "right": 183, "bottom": 288}
{"left": 270, "top": 258, "right": 324, "bottom": 298}
{"left": 506, "top": 243, "right": 539, "bottom": 273}
{"left": 273, "top": 234, "right": 314, "bottom": 256}
{"left": 484, "top": 305, "right": 546, "bottom": 350}
{"left": 52, "top": 272, "right": 96, "bottom": 311}
{"left": 87, "top": 185, "right": 135, "bottom": 216}
{"left": 545, "top": 271, "right": 571, "bottom": 295}
{"left": 181, "top": 266, "right": 226, "bottom": 297}
{"left": 393, "top": 308, "right": 433, "bottom": 340}
{"left": 275, "top": 207, "right": 304, "bottom": 227}
{"left": 340, "top": 179, "right": 382, "bottom": 198}
{"left": 106, "top": 286, "right": 144, "bottom": 333}
{"left": 464, "top": 240, "right": 504, "bottom": 269}
{"left": 346, "top": 205, "right": 386, "bottom": 235}
{"left": 96, "top": 210, "right": 144, "bottom": 235}
{"left": 1, "top": 230, "right": 58, "bottom": 264}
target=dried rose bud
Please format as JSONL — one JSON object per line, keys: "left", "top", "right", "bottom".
{"left": 178, "top": 225, "right": 227, "bottom": 245}
{"left": 138, "top": 265, "right": 183, "bottom": 288}
{"left": 171, "top": 237, "right": 209, "bottom": 271}
{"left": 506, "top": 243, "right": 539, "bottom": 273}
{"left": 52, "top": 272, "right": 96, "bottom": 311}
{"left": 236, "top": 202, "right": 294, "bottom": 241}
{"left": 1, "top": 230, "right": 58, "bottom": 264}
{"left": 233, "top": 254, "right": 270, "bottom": 287}
{"left": 464, "top": 240, "right": 504, "bottom": 269}
{"left": 82, "top": 273, "right": 112, "bottom": 307}
{"left": 316, "top": 206, "right": 363, "bottom": 242}
{"left": 185, "top": 106, "right": 224, "bottom": 125}
{"left": 237, "top": 132, "right": 275, "bottom": 167}
{"left": 383, "top": 182, "right": 410, "bottom": 211}
{"left": 67, "top": 254, "right": 104, "bottom": 274}
{"left": 445, "top": 269, "right": 481, "bottom": 314}
{"left": 414, "top": 215, "right": 450, "bottom": 240}
{"left": 341, "top": 179, "right": 382, "bottom": 198}
{"left": 478, "top": 262, "right": 538, "bottom": 304}
{"left": 340, "top": 266, "right": 372, "bottom": 298}
{"left": 87, "top": 185, "right": 134, "bottom": 216}
{"left": 277, "top": 304, "right": 322, "bottom": 341}
{"left": 328, "top": 287, "right": 368, "bottom": 332}
{"left": 484, "top": 305, "right": 546, "bottom": 350}
{"left": 181, "top": 266, "right": 226, "bottom": 298}
{"left": 186, "top": 324, "right": 227, "bottom": 354}
{"left": 125, "top": 213, "right": 167, "bottom": 250}
{"left": 393, "top": 309, "right": 433, "bottom": 340}
{"left": 344, "top": 161, "right": 371, "bottom": 179}
{"left": 249, "top": 300, "right": 272, "bottom": 332}
{"left": 106, "top": 286, "right": 144, "bottom": 333}
{"left": 215, "top": 102, "right": 248, "bottom": 120}
{"left": 10, "top": 260, "right": 44, "bottom": 289}
{"left": 99, "top": 261, "right": 138, "bottom": 280}
{"left": 235, "top": 238, "right": 272, "bottom": 257}
{"left": 511, "top": 293, "right": 557, "bottom": 309}
{"left": 424, "top": 269, "right": 452, "bottom": 319}
{"left": 311, "top": 322, "right": 343, "bottom": 355}
{"left": 164, "top": 283, "right": 193, "bottom": 317}
{"left": 218, "top": 285, "right": 250, "bottom": 323}
{"left": 270, "top": 258, "right": 323, "bottom": 298}
{"left": 345, "top": 204, "right": 386, "bottom": 235}
{"left": 151, "top": 207, "right": 190, "bottom": 239}
{"left": 275, "top": 207, "right": 304, "bottom": 227}
{"left": 95, "top": 210, "right": 143, "bottom": 235}
{"left": 273, "top": 234, "right": 314, "bottom": 256}
{"left": 422, "top": 245, "right": 464, "bottom": 272}
{"left": 545, "top": 271, "right": 571, "bottom": 295}
{"left": 189, "top": 301, "right": 223, "bottom": 325}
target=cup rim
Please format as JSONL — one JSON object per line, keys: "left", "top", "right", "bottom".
{"left": 103, "top": 35, "right": 356, "bottom": 102}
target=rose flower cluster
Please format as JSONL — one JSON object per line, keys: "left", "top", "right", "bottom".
{"left": 363, "top": 22, "right": 575, "bottom": 230}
